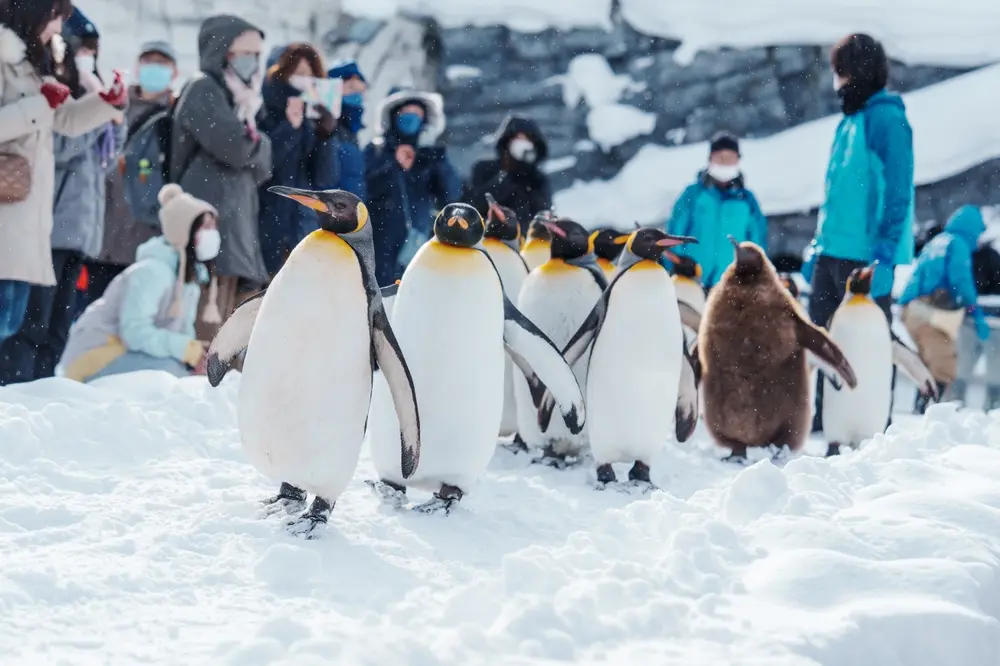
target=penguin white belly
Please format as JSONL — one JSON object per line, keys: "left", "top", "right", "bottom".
{"left": 673, "top": 276, "right": 705, "bottom": 347}
{"left": 368, "top": 241, "right": 505, "bottom": 491}
{"left": 822, "top": 301, "right": 893, "bottom": 447}
{"left": 514, "top": 261, "right": 601, "bottom": 454}
{"left": 588, "top": 264, "right": 682, "bottom": 464}
{"left": 238, "top": 232, "right": 371, "bottom": 500}
{"left": 484, "top": 239, "right": 529, "bottom": 437}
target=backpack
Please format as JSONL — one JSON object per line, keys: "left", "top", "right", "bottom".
{"left": 121, "top": 83, "right": 195, "bottom": 227}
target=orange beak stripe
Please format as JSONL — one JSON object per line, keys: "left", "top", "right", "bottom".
{"left": 287, "top": 194, "right": 328, "bottom": 213}
{"left": 448, "top": 216, "right": 469, "bottom": 230}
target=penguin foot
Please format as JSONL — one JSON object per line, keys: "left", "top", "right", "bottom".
{"left": 412, "top": 484, "right": 463, "bottom": 516}
{"left": 286, "top": 496, "right": 334, "bottom": 539}
{"left": 500, "top": 433, "right": 530, "bottom": 455}
{"left": 261, "top": 482, "right": 307, "bottom": 517}
{"left": 595, "top": 463, "right": 617, "bottom": 486}
{"left": 825, "top": 442, "right": 841, "bottom": 457}
{"left": 365, "top": 479, "right": 407, "bottom": 509}
{"left": 532, "top": 446, "right": 583, "bottom": 469}
{"left": 721, "top": 452, "right": 749, "bottom": 465}
{"left": 628, "top": 461, "right": 651, "bottom": 483}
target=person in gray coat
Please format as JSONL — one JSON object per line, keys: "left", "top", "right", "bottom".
{"left": 170, "top": 14, "right": 272, "bottom": 340}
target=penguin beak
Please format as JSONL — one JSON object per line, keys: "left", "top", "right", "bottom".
{"left": 728, "top": 234, "right": 741, "bottom": 251}
{"left": 486, "top": 198, "right": 506, "bottom": 224}
{"left": 860, "top": 263, "right": 877, "bottom": 282}
{"left": 268, "top": 186, "right": 328, "bottom": 213}
{"left": 541, "top": 221, "right": 567, "bottom": 238}
{"left": 657, "top": 234, "right": 698, "bottom": 264}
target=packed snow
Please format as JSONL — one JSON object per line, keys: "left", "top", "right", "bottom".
{"left": 587, "top": 104, "right": 658, "bottom": 152}
{"left": 2, "top": 373, "right": 999, "bottom": 664}
{"left": 554, "top": 63, "right": 1000, "bottom": 229}
{"left": 342, "top": 0, "right": 613, "bottom": 32}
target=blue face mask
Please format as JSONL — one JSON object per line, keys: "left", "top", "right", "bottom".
{"left": 138, "top": 64, "right": 173, "bottom": 94}
{"left": 395, "top": 112, "right": 423, "bottom": 136}
{"left": 342, "top": 92, "right": 363, "bottom": 108}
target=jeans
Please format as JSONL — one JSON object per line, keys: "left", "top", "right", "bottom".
{"left": 954, "top": 319, "right": 1000, "bottom": 409}
{"left": 0, "top": 280, "right": 31, "bottom": 346}
{"left": 808, "top": 255, "right": 896, "bottom": 431}
{"left": 86, "top": 352, "right": 190, "bottom": 382}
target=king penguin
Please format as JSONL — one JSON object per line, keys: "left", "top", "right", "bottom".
{"left": 592, "top": 227, "right": 626, "bottom": 279}
{"left": 204, "top": 188, "right": 420, "bottom": 537}
{"left": 539, "top": 228, "right": 701, "bottom": 489}
{"left": 480, "top": 193, "right": 530, "bottom": 439}
{"left": 521, "top": 210, "right": 555, "bottom": 272}
{"left": 822, "top": 263, "right": 938, "bottom": 456}
{"left": 513, "top": 218, "right": 608, "bottom": 466}
{"left": 696, "top": 238, "right": 857, "bottom": 462}
{"left": 670, "top": 255, "right": 706, "bottom": 348}
{"left": 366, "top": 203, "right": 586, "bottom": 513}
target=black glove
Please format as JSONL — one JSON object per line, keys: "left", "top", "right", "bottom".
{"left": 313, "top": 104, "right": 337, "bottom": 140}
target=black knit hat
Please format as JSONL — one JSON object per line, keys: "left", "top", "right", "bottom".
{"left": 709, "top": 132, "right": 740, "bottom": 156}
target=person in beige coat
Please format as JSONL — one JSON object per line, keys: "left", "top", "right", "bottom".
{"left": 0, "top": 0, "right": 124, "bottom": 353}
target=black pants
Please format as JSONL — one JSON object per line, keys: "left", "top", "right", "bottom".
{"left": 75, "top": 260, "right": 126, "bottom": 318}
{"left": 808, "top": 255, "right": 896, "bottom": 431}
{"left": 0, "top": 250, "right": 84, "bottom": 384}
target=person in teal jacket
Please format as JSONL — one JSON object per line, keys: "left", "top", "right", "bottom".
{"left": 802, "top": 33, "right": 916, "bottom": 431}
{"left": 899, "top": 205, "right": 989, "bottom": 412}
{"left": 666, "top": 133, "right": 768, "bottom": 288}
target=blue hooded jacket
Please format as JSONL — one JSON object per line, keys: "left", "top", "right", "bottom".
{"left": 812, "top": 89, "right": 915, "bottom": 267}
{"left": 328, "top": 60, "right": 367, "bottom": 199}
{"left": 666, "top": 171, "right": 768, "bottom": 288}
{"left": 898, "top": 205, "right": 985, "bottom": 308}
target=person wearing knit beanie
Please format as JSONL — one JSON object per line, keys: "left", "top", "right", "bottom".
{"left": 157, "top": 184, "right": 222, "bottom": 324}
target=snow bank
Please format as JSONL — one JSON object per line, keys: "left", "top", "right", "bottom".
{"left": 343, "top": 0, "right": 613, "bottom": 32}
{"left": 2, "top": 373, "right": 1000, "bottom": 663}
{"left": 560, "top": 54, "right": 653, "bottom": 152}
{"left": 555, "top": 63, "right": 1000, "bottom": 229}
{"left": 620, "top": 0, "right": 1000, "bottom": 67}
{"left": 587, "top": 104, "right": 657, "bottom": 151}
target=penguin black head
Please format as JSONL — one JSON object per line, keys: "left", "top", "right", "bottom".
{"left": 539, "top": 218, "right": 593, "bottom": 260}
{"left": 269, "top": 187, "right": 368, "bottom": 235}
{"left": 483, "top": 192, "right": 521, "bottom": 243}
{"left": 433, "top": 202, "right": 484, "bottom": 248}
{"left": 623, "top": 228, "right": 698, "bottom": 263}
{"left": 728, "top": 236, "right": 766, "bottom": 280}
{"left": 671, "top": 255, "right": 702, "bottom": 281}
{"left": 847, "top": 262, "right": 876, "bottom": 295}
{"left": 527, "top": 211, "right": 556, "bottom": 242}
{"left": 591, "top": 228, "right": 626, "bottom": 262}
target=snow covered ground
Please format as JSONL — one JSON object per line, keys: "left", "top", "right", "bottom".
{"left": 3, "top": 373, "right": 999, "bottom": 664}
{"left": 554, "top": 62, "right": 1000, "bottom": 230}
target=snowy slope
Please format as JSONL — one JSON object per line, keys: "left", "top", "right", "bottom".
{"left": 2, "top": 373, "right": 1000, "bottom": 664}
{"left": 554, "top": 63, "right": 1000, "bottom": 230}
{"left": 342, "top": 0, "right": 612, "bottom": 32}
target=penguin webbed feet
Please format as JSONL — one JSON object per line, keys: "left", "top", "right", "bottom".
{"left": 531, "top": 443, "right": 584, "bottom": 469}
{"left": 261, "top": 482, "right": 308, "bottom": 517}
{"left": 365, "top": 478, "right": 408, "bottom": 509}
{"left": 825, "top": 442, "right": 842, "bottom": 457}
{"left": 720, "top": 444, "right": 749, "bottom": 465}
{"left": 499, "top": 433, "right": 530, "bottom": 455}
{"left": 411, "top": 484, "right": 464, "bottom": 515}
{"left": 285, "top": 496, "right": 334, "bottom": 539}
{"left": 594, "top": 462, "right": 657, "bottom": 494}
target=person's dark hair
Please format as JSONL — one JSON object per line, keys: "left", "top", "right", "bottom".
{"left": 0, "top": 0, "right": 72, "bottom": 72}
{"left": 183, "top": 213, "right": 213, "bottom": 282}
{"left": 51, "top": 38, "right": 83, "bottom": 98}
{"left": 269, "top": 42, "right": 324, "bottom": 82}
{"left": 830, "top": 33, "right": 889, "bottom": 91}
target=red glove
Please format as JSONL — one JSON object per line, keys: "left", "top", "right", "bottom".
{"left": 245, "top": 122, "right": 260, "bottom": 145}
{"left": 98, "top": 70, "right": 127, "bottom": 108}
{"left": 40, "top": 81, "right": 71, "bottom": 109}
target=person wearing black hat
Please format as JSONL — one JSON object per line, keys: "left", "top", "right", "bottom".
{"left": 665, "top": 131, "right": 768, "bottom": 289}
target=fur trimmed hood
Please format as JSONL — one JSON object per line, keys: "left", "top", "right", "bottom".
{"left": 0, "top": 25, "right": 27, "bottom": 65}
{"left": 374, "top": 89, "right": 446, "bottom": 147}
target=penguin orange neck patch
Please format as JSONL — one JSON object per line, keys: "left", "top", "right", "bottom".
{"left": 539, "top": 258, "right": 577, "bottom": 275}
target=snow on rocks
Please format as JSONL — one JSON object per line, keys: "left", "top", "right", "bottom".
{"left": 561, "top": 54, "right": 652, "bottom": 153}
{"left": 344, "top": 0, "right": 613, "bottom": 32}
{"left": 587, "top": 104, "right": 657, "bottom": 152}
{"left": 2, "top": 376, "right": 1000, "bottom": 663}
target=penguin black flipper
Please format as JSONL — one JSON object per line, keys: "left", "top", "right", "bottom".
{"left": 205, "top": 289, "right": 267, "bottom": 387}
{"left": 677, "top": 301, "right": 702, "bottom": 337}
{"left": 501, "top": 294, "right": 587, "bottom": 434}
{"left": 794, "top": 316, "right": 858, "bottom": 391}
{"left": 676, "top": 340, "right": 700, "bottom": 442}
{"left": 890, "top": 330, "right": 939, "bottom": 401}
{"left": 370, "top": 300, "right": 421, "bottom": 478}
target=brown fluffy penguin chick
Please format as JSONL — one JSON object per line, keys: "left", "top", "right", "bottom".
{"left": 697, "top": 239, "right": 858, "bottom": 462}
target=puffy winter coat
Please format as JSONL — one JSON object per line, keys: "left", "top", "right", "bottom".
{"left": 813, "top": 89, "right": 915, "bottom": 267}
{"left": 0, "top": 24, "right": 123, "bottom": 286}
{"left": 898, "top": 205, "right": 985, "bottom": 308}
{"left": 464, "top": 115, "right": 551, "bottom": 232}
{"left": 51, "top": 120, "right": 125, "bottom": 259}
{"left": 60, "top": 236, "right": 203, "bottom": 381}
{"left": 666, "top": 171, "right": 768, "bottom": 288}
{"left": 257, "top": 74, "right": 339, "bottom": 274}
{"left": 364, "top": 90, "right": 463, "bottom": 286}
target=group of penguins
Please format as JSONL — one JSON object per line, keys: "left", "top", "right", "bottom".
{"left": 205, "top": 186, "right": 940, "bottom": 538}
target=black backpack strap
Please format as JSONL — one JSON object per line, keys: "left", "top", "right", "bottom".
{"left": 167, "top": 80, "right": 201, "bottom": 184}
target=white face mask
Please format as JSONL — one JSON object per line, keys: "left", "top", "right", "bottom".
{"left": 508, "top": 137, "right": 537, "bottom": 164}
{"left": 288, "top": 75, "right": 313, "bottom": 93}
{"left": 75, "top": 54, "right": 95, "bottom": 74}
{"left": 707, "top": 163, "right": 740, "bottom": 183}
{"left": 195, "top": 228, "right": 222, "bottom": 262}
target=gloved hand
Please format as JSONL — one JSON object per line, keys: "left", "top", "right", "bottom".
{"left": 870, "top": 241, "right": 896, "bottom": 298}
{"left": 40, "top": 80, "right": 71, "bottom": 109}
{"left": 312, "top": 104, "right": 337, "bottom": 139}
{"left": 970, "top": 306, "right": 991, "bottom": 341}
{"left": 98, "top": 70, "right": 128, "bottom": 108}
{"left": 801, "top": 240, "right": 817, "bottom": 284}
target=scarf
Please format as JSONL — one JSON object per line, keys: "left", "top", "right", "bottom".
{"left": 223, "top": 69, "right": 263, "bottom": 132}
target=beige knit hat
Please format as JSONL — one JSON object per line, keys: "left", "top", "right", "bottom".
{"left": 157, "top": 184, "right": 222, "bottom": 323}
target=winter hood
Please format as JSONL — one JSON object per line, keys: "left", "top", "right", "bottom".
{"left": 135, "top": 236, "right": 181, "bottom": 272}
{"left": 197, "top": 15, "right": 265, "bottom": 77}
{"left": 945, "top": 205, "right": 986, "bottom": 247}
{"left": 494, "top": 115, "right": 549, "bottom": 162}
{"left": 375, "top": 89, "right": 446, "bottom": 146}
{"left": 0, "top": 25, "right": 26, "bottom": 65}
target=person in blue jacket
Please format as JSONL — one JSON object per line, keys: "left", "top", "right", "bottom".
{"left": 257, "top": 43, "right": 338, "bottom": 276}
{"left": 666, "top": 132, "right": 768, "bottom": 288}
{"left": 327, "top": 60, "right": 367, "bottom": 200}
{"left": 801, "top": 33, "right": 916, "bottom": 430}
{"left": 898, "top": 205, "right": 989, "bottom": 413}
{"left": 364, "top": 88, "right": 463, "bottom": 286}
